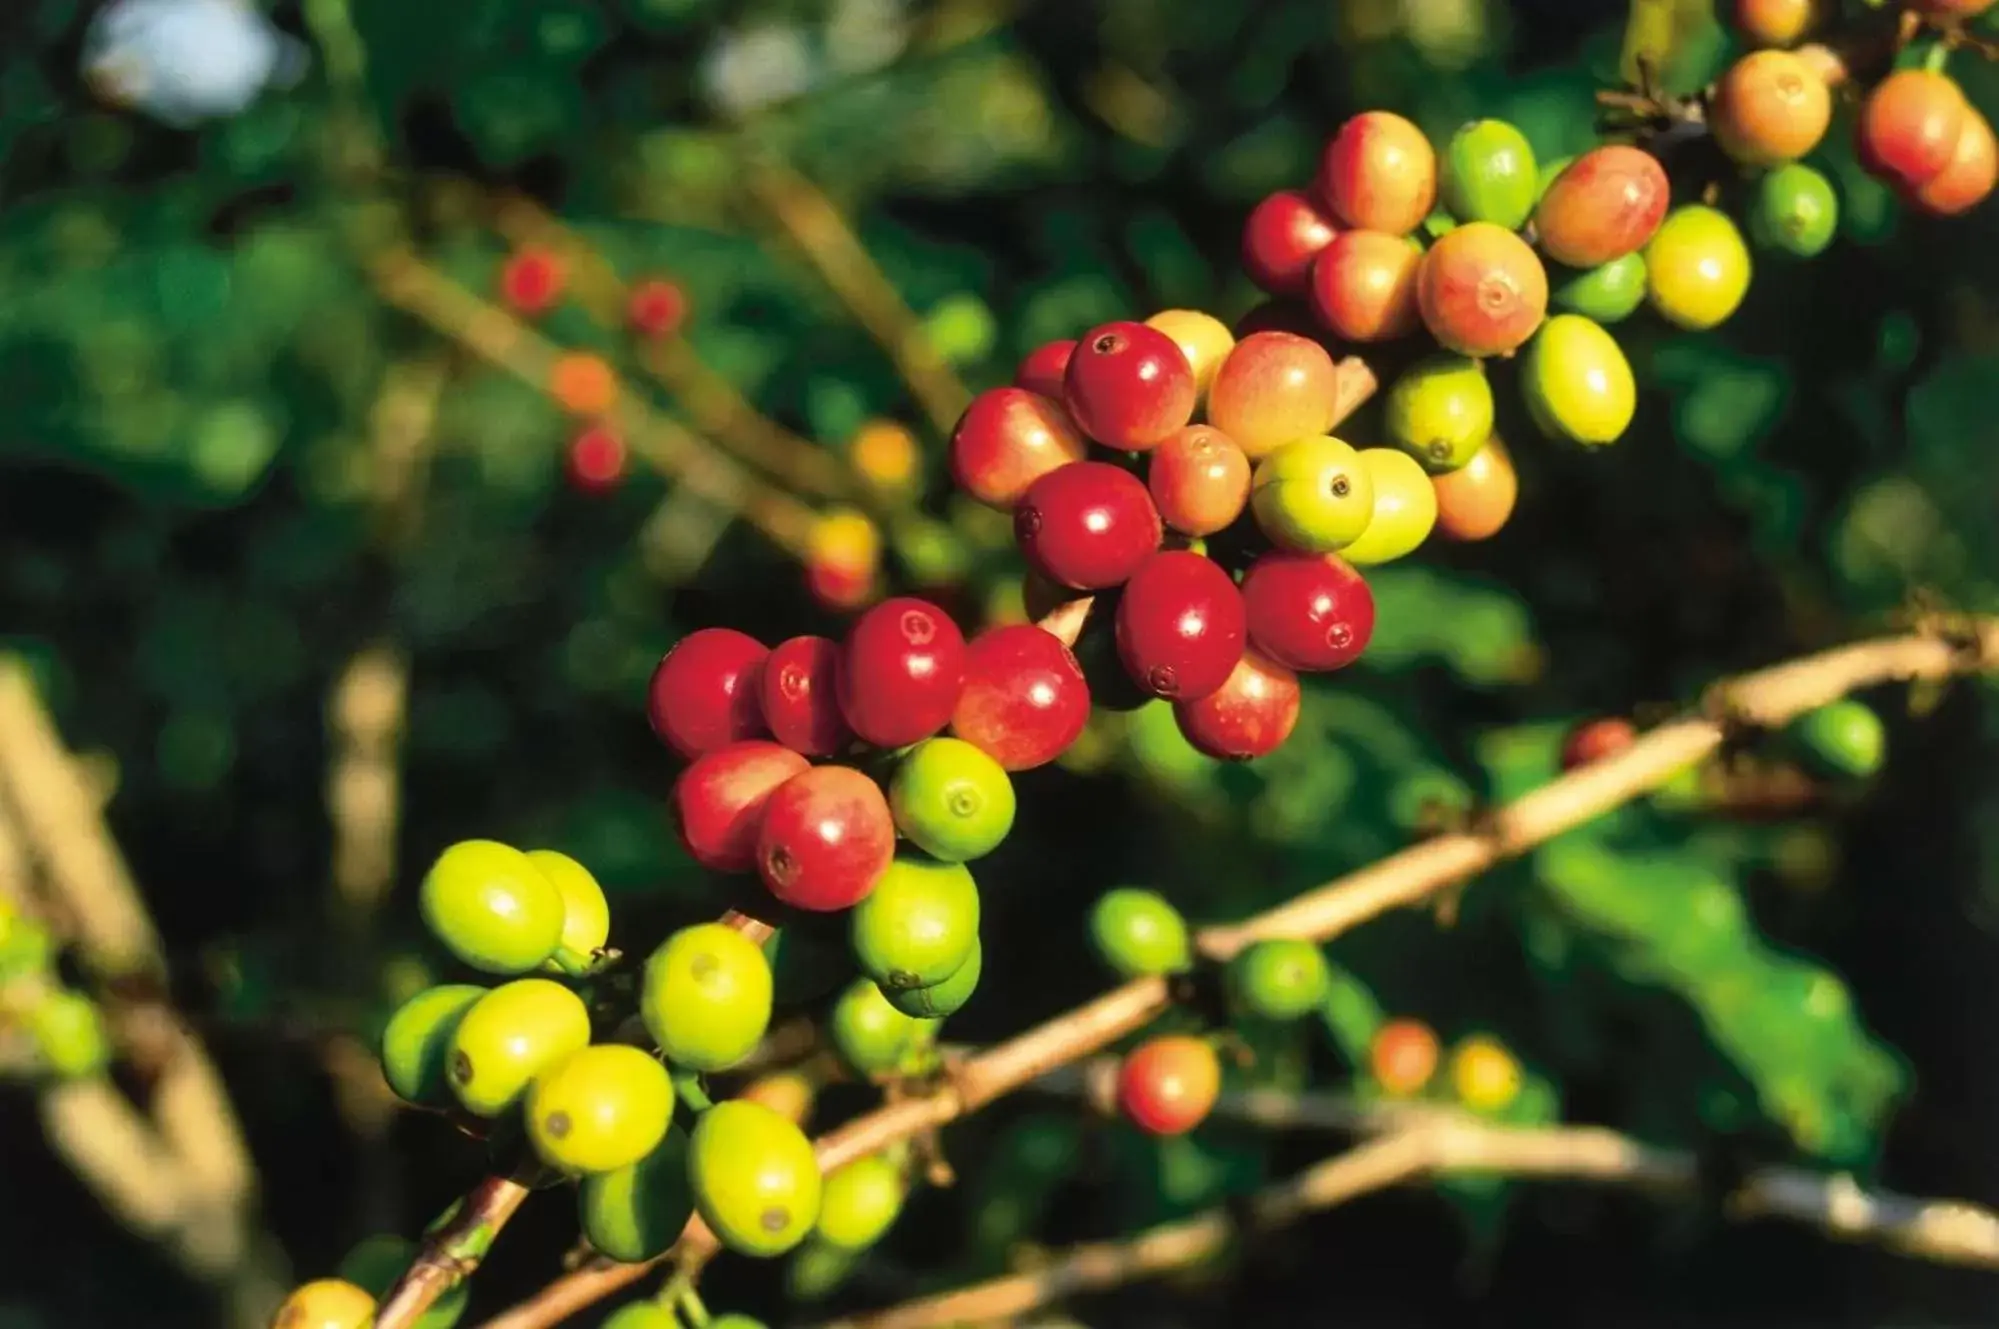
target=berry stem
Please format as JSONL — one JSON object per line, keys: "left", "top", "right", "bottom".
{"left": 371, "top": 1171, "right": 537, "bottom": 1326}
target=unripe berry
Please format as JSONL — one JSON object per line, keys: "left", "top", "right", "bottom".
{"left": 1089, "top": 887, "right": 1192, "bottom": 977}
{"left": 1063, "top": 321, "right": 1198, "bottom": 451}
{"left": 580, "top": 1129, "right": 694, "bottom": 1263}
{"left": 647, "top": 628, "right": 771, "bottom": 760}
{"left": 1014, "top": 461, "right": 1163, "bottom": 590}
{"left": 1431, "top": 435, "right": 1517, "bottom": 542}
{"left": 805, "top": 508, "right": 882, "bottom": 611}
{"left": 1229, "top": 937, "right": 1331, "bottom": 1019}
{"left": 1315, "top": 111, "right": 1438, "bottom": 236}
{"left": 838, "top": 597, "right": 967, "bottom": 749}
{"left": 1384, "top": 355, "right": 1494, "bottom": 473}
{"left": 1249, "top": 435, "right": 1376, "bottom": 552}
{"left": 1449, "top": 1034, "right": 1523, "bottom": 1112}
{"left": 1144, "top": 311, "right": 1236, "bottom": 401}
{"left": 1014, "top": 339, "right": 1077, "bottom": 398}
{"left": 1911, "top": 105, "right": 1998, "bottom": 217}
{"left": 1116, "top": 1034, "right": 1222, "bottom": 1136}
{"left": 1644, "top": 205, "right": 1752, "bottom": 331}
{"left": 672, "top": 741, "right": 810, "bottom": 873}
{"left": 761, "top": 635, "right": 852, "bottom": 757}
{"left": 419, "top": 840, "right": 565, "bottom": 975}
{"left": 1521, "top": 314, "right": 1636, "bottom": 447}
{"left": 830, "top": 977, "right": 921, "bottom": 1075}
{"left": 1338, "top": 449, "right": 1438, "bottom": 566}
{"left": 1239, "top": 550, "right": 1375, "bottom": 672}
{"left": 1550, "top": 252, "right": 1649, "bottom": 324}
{"left": 1241, "top": 190, "right": 1340, "bottom": 296}
{"left": 688, "top": 1100, "right": 823, "bottom": 1257}
{"left": 1789, "top": 699, "right": 1886, "bottom": 779}
{"left": 642, "top": 922, "right": 774, "bottom": 1071}
{"left": 1206, "top": 331, "right": 1345, "bottom": 460}
{"left": 885, "top": 935, "right": 982, "bottom": 1018}
{"left": 526, "top": 1044, "right": 675, "bottom": 1176}
{"left": 1416, "top": 222, "right": 1547, "bottom": 357}
{"left": 949, "top": 623, "right": 1092, "bottom": 771}
{"left": 756, "top": 765, "right": 897, "bottom": 911}
{"left": 1115, "top": 550, "right": 1248, "bottom": 702}
{"left": 1173, "top": 647, "right": 1301, "bottom": 760}
{"left": 1749, "top": 163, "right": 1840, "bottom": 257}
{"left": 1439, "top": 119, "right": 1538, "bottom": 231}
{"left": 447, "top": 979, "right": 591, "bottom": 1117}
{"left": 1711, "top": 51, "right": 1831, "bottom": 167}
{"left": 1308, "top": 231, "right": 1422, "bottom": 344}
{"left": 850, "top": 852, "right": 980, "bottom": 991}
{"left": 950, "top": 387, "right": 1090, "bottom": 511}
{"left": 1857, "top": 70, "right": 1967, "bottom": 192}
{"left": 1533, "top": 146, "right": 1670, "bottom": 269}
{"left": 816, "top": 1154, "right": 907, "bottom": 1251}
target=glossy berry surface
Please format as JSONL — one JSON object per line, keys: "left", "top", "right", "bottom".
{"left": 1173, "top": 648, "right": 1301, "bottom": 761}
{"left": 1308, "top": 230, "right": 1422, "bottom": 344}
{"left": 1748, "top": 164, "right": 1838, "bottom": 259}
{"left": 1116, "top": 1034, "right": 1222, "bottom": 1136}
{"left": 528, "top": 849, "right": 612, "bottom": 965}
{"left": 1014, "top": 338, "right": 1077, "bottom": 399}
{"left": 1148, "top": 425, "right": 1252, "bottom": 536}
{"left": 850, "top": 852, "right": 980, "bottom": 991}
{"left": 1371, "top": 1018, "right": 1441, "bottom": 1096}
{"left": 1858, "top": 69, "right": 1966, "bottom": 191}
{"left": 1734, "top": 0, "right": 1824, "bottom": 44}
{"left": 889, "top": 737, "right": 1017, "bottom": 862}
{"left": 1522, "top": 314, "right": 1635, "bottom": 446}
{"left": 1249, "top": 434, "right": 1375, "bottom": 553}
{"left": 1240, "top": 189, "right": 1340, "bottom": 296}
{"left": 1013, "top": 461, "right": 1162, "bottom": 590}
{"left": 1432, "top": 436, "right": 1518, "bottom": 542}
{"left": 1450, "top": 1034, "right": 1523, "bottom": 1112}
{"left": 1144, "top": 309, "right": 1236, "bottom": 395}
{"left": 760, "top": 636, "right": 852, "bottom": 757}
{"left": 273, "top": 1279, "right": 376, "bottom": 1329}
{"left": 1533, "top": 146, "right": 1670, "bottom": 269}
{"left": 949, "top": 386, "right": 1091, "bottom": 511}
{"left": 1229, "top": 937, "right": 1331, "bottom": 1019}
{"left": 756, "top": 765, "right": 897, "bottom": 911}
{"left": 419, "top": 839, "right": 566, "bottom": 975}
{"left": 1240, "top": 550, "right": 1376, "bottom": 672}
{"left": 815, "top": 1154, "right": 906, "bottom": 1251}
{"left": 1912, "top": 106, "right": 1998, "bottom": 216}
{"left": 446, "top": 978, "right": 591, "bottom": 1117}
{"left": 1440, "top": 119, "right": 1538, "bottom": 231}
{"left": 647, "top": 628, "right": 771, "bottom": 759}
{"left": 604, "top": 1305, "right": 677, "bottom": 1329}
{"left": 1385, "top": 355, "right": 1494, "bottom": 473}
{"left": 1205, "top": 331, "right": 1342, "bottom": 460}
{"left": 829, "top": 976, "right": 921, "bottom": 1075}
{"left": 1062, "top": 320, "right": 1198, "bottom": 451}
{"left": 1315, "top": 111, "right": 1438, "bottom": 236}
{"left": 1089, "top": 887, "right": 1192, "bottom": 977}
{"left": 1340, "top": 449, "right": 1438, "bottom": 567}
{"left": 949, "top": 624, "right": 1092, "bottom": 771}
{"left": 642, "top": 922, "right": 774, "bottom": 1071}
{"left": 1550, "top": 252, "right": 1648, "bottom": 323}
{"left": 672, "top": 741, "right": 811, "bottom": 873}
{"left": 380, "top": 984, "right": 486, "bottom": 1106}
{"left": 527, "top": 1044, "right": 675, "bottom": 1176}
{"left": 579, "top": 1127, "right": 694, "bottom": 1263}
{"left": 838, "top": 597, "right": 967, "bottom": 749}
{"left": 626, "top": 278, "right": 687, "bottom": 338}
{"left": 1644, "top": 205, "right": 1752, "bottom": 331}
{"left": 1790, "top": 699, "right": 1886, "bottom": 779}
{"left": 1115, "top": 550, "right": 1247, "bottom": 702}
{"left": 1415, "top": 222, "right": 1547, "bottom": 358}
{"left": 1712, "top": 50, "right": 1831, "bottom": 166}
{"left": 688, "top": 1100, "right": 823, "bottom": 1258}
{"left": 885, "top": 935, "right": 982, "bottom": 1018}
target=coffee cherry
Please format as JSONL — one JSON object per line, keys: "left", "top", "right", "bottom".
{"left": 1858, "top": 69, "right": 1966, "bottom": 192}
{"left": 1014, "top": 461, "right": 1163, "bottom": 590}
{"left": 500, "top": 246, "right": 565, "bottom": 316}
{"left": 1432, "top": 435, "right": 1518, "bottom": 542}
{"left": 1173, "top": 648, "right": 1301, "bottom": 761}
{"left": 34, "top": 989, "right": 109, "bottom": 1079}
{"left": 1912, "top": 105, "right": 1998, "bottom": 216}
{"left": 642, "top": 922, "right": 774, "bottom": 1072}
{"left": 1562, "top": 716, "right": 1638, "bottom": 770}
{"left": 1063, "top": 321, "right": 1198, "bottom": 451}
{"left": 1116, "top": 1034, "right": 1222, "bottom": 1136}
{"left": 1449, "top": 1034, "right": 1522, "bottom": 1112}
{"left": 672, "top": 741, "right": 812, "bottom": 873}
{"left": 1089, "top": 887, "right": 1192, "bottom": 977}
{"left": 885, "top": 936, "right": 982, "bottom": 1018}
{"left": 1144, "top": 309, "right": 1236, "bottom": 396}
{"left": 579, "top": 1127, "right": 694, "bottom": 1262}
{"left": 760, "top": 636, "right": 852, "bottom": 757}
{"left": 527, "top": 850, "right": 612, "bottom": 967}
{"left": 1370, "top": 1018, "right": 1440, "bottom": 1096}
{"left": 1338, "top": 450, "right": 1438, "bottom": 567}
{"left": 889, "top": 737, "right": 1016, "bottom": 862}
{"left": 1240, "top": 550, "right": 1376, "bottom": 671}
{"left": 1746, "top": 164, "right": 1839, "bottom": 259}
{"left": 815, "top": 1154, "right": 906, "bottom": 1251}
{"left": 850, "top": 419, "right": 921, "bottom": 501}
{"left": 949, "top": 387, "right": 1091, "bottom": 511}
{"left": 829, "top": 977, "right": 921, "bottom": 1075}
{"left": 1205, "top": 330, "right": 1344, "bottom": 460}
{"left": 419, "top": 840, "right": 566, "bottom": 975}
{"left": 1148, "top": 426, "right": 1252, "bottom": 536}
{"left": 1315, "top": 111, "right": 1438, "bottom": 236}
{"left": 710, "top": 1317, "right": 769, "bottom": 1329}
{"left": 1533, "top": 146, "right": 1671, "bottom": 269}
{"left": 603, "top": 1307, "right": 676, "bottom": 1329}
{"left": 273, "top": 1278, "right": 376, "bottom": 1329}
{"left": 337, "top": 1234, "right": 468, "bottom": 1328}
{"left": 949, "top": 624, "right": 1091, "bottom": 771}
{"left": 1385, "top": 356, "right": 1494, "bottom": 473}
{"left": 1550, "top": 252, "right": 1648, "bottom": 324}
{"left": 567, "top": 425, "right": 627, "bottom": 493}
{"left": 1229, "top": 938, "right": 1330, "bottom": 1019}
{"left": 380, "top": 984, "right": 487, "bottom": 1106}
{"left": 757, "top": 765, "right": 897, "bottom": 911}
{"left": 838, "top": 597, "right": 967, "bottom": 749}
{"left": 1440, "top": 119, "right": 1538, "bottom": 231}
{"left": 806, "top": 509, "right": 883, "bottom": 611}
{"left": 1712, "top": 51, "right": 1831, "bottom": 167}
{"left": 1733, "top": 0, "right": 1825, "bottom": 45}
{"left": 1522, "top": 314, "right": 1635, "bottom": 447}
{"left": 447, "top": 978, "right": 591, "bottom": 1117}
{"left": 851, "top": 852, "right": 980, "bottom": 991}
{"left": 1416, "top": 222, "right": 1547, "bottom": 357}
{"left": 1644, "top": 205, "right": 1752, "bottom": 330}
{"left": 1115, "top": 550, "right": 1247, "bottom": 702}
{"left": 1789, "top": 699, "right": 1885, "bottom": 779}
{"left": 648, "top": 628, "right": 771, "bottom": 760}
{"left": 1015, "top": 339, "right": 1077, "bottom": 399}
{"left": 1308, "top": 231, "right": 1422, "bottom": 344}
{"left": 1249, "top": 435, "right": 1376, "bottom": 552}
{"left": 1241, "top": 190, "right": 1341, "bottom": 297}
{"left": 689, "top": 1099, "right": 823, "bottom": 1258}
{"left": 627, "top": 278, "right": 688, "bottom": 338}
{"left": 527, "top": 1044, "right": 675, "bottom": 1176}
{"left": 550, "top": 352, "right": 619, "bottom": 417}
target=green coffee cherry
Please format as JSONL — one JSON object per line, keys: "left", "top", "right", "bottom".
{"left": 380, "top": 983, "right": 487, "bottom": 1106}
{"left": 850, "top": 853, "right": 980, "bottom": 993}
{"left": 1789, "top": 699, "right": 1886, "bottom": 779}
{"left": 889, "top": 738, "right": 1017, "bottom": 862}
{"left": 1550, "top": 252, "right": 1647, "bottom": 324}
{"left": 1384, "top": 356, "right": 1494, "bottom": 474}
{"left": 526, "top": 1044, "right": 675, "bottom": 1176}
{"left": 1088, "top": 887, "right": 1191, "bottom": 977}
{"left": 579, "top": 1127, "right": 695, "bottom": 1262}
{"left": 886, "top": 938, "right": 981, "bottom": 1019}
{"left": 688, "top": 1100, "right": 823, "bottom": 1258}
{"left": 1441, "top": 119, "right": 1538, "bottom": 231}
{"left": 1249, "top": 436, "right": 1376, "bottom": 553}
{"left": 446, "top": 978, "right": 591, "bottom": 1117}
{"left": 815, "top": 1154, "right": 906, "bottom": 1251}
{"left": 525, "top": 849, "right": 612, "bottom": 972}
{"left": 829, "top": 978, "right": 921, "bottom": 1076}
{"left": 419, "top": 840, "right": 566, "bottom": 975}
{"left": 1228, "top": 939, "right": 1331, "bottom": 1020}
{"left": 641, "top": 922, "right": 773, "bottom": 1072}
{"left": 1522, "top": 314, "right": 1635, "bottom": 446}
{"left": 1749, "top": 163, "right": 1839, "bottom": 259}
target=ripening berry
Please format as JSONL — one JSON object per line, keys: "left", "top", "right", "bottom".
{"left": 1338, "top": 449, "right": 1438, "bottom": 567}
{"left": 949, "top": 623, "right": 1092, "bottom": 771}
{"left": 567, "top": 425, "right": 627, "bottom": 493}
{"left": 950, "top": 387, "right": 1090, "bottom": 510}
{"left": 1117, "top": 1034, "right": 1222, "bottom": 1136}
{"left": 1521, "top": 314, "right": 1636, "bottom": 447}
{"left": 1014, "top": 461, "right": 1163, "bottom": 590}
{"left": 829, "top": 976, "right": 921, "bottom": 1075}
{"left": 805, "top": 508, "right": 883, "bottom": 611}
{"left": 1370, "top": 1018, "right": 1441, "bottom": 1096}
{"left": 839, "top": 597, "right": 967, "bottom": 749}
{"left": 1561, "top": 716, "right": 1638, "bottom": 770}
{"left": 1014, "top": 338, "right": 1077, "bottom": 399}
{"left": 527, "top": 1044, "right": 675, "bottom": 1175}
{"left": 1789, "top": 699, "right": 1886, "bottom": 779}
{"left": 1550, "top": 252, "right": 1648, "bottom": 324}
{"left": 1432, "top": 435, "right": 1517, "bottom": 542}
{"left": 1749, "top": 163, "right": 1840, "bottom": 257}
{"left": 1449, "top": 1034, "right": 1523, "bottom": 1112}
{"left": 1308, "top": 230, "right": 1423, "bottom": 344}
{"left": 272, "top": 1279, "right": 377, "bottom": 1329}
{"left": 528, "top": 848, "right": 612, "bottom": 966}
{"left": 1144, "top": 309, "right": 1236, "bottom": 396}
{"left": 1315, "top": 111, "right": 1439, "bottom": 236}
{"left": 1115, "top": 550, "right": 1248, "bottom": 702}
{"left": 1533, "top": 146, "right": 1671, "bottom": 269}
{"left": 447, "top": 978, "right": 591, "bottom": 1117}
{"left": 760, "top": 636, "right": 851, "bottom": 757}
{"left": 1857, "top": 70, "right": 1967, "bottom": 192}
{"left": 850, "top": 419, "right": 921, "bottom": 500}
{"left": 1911, "top": 105, "right": 1998, "bottom": 216}
{"left": 757, "top": 765, "right": 897, "bottom": 911}
{"left": 1416, "top": 222, "right": 1547, "bottom": 358}
{"left": 1384, "top": 355, "right": 1494, "bottom": 473}
{"left": 419, "top": 840, "right": 566, "bottom": 975}
{"left": 1206, "top": 331, "right": 1344, "bottom": 460}
{"left": 1733, "top": 0, "right": 1827, "bottom": 45}
{"left": 1173, "top": 647, "right": 1301, "bottom": 761}
{"left": 647, "top": 628, "right": 771, "bottom": 760}
{"left": 500, "top": 247, "right": 565, "bottom": 316}
{"left": 1439, "top": 119, "right": 1539, "bottom": 231}
{"left": 885, "top": 935, "right": 982, "bottom": 1018}
{"left": 642, "top": 922, "right": 774, "bottom": 1071}
{"left": 688, "top": 1100, "right": 823, "bottom": 1258}
{"left": 1229, "top": 938, "right": 1331, "bottom": 1019}
{"left": 380, "top": 984, "right": 486, "bottom": 1106}
{"left": 1148, "top": 425, "right": 1252, "bottom": 536}
{"left": 1712, "top": 51, "right": 1831, "bottom": 167}
{"left": 1239, "top": 550, "right": 1375, "bottom": 672}
{"left": 1063, "top": 321, "right": 1198, "bottom": 451}
{"left": 549, "top": 352, "right": 619, "bottom": 417}
{"left": 1241, "top": 190, "right": 1341, "bottom": 296}
{"left": 850, "top": 852, "right": 981, "bottom": 992}
{"left": 1089, "top": 887, "right": 1192, "bottom": 977}
{"left": 1644, "top": 205, "right": 1752, "bottom": 330}
{"left": 627, "top": 278, "right": 688, "bottom": 338}
{"left": 1249, "top": 435, "right": 1376, "bottom": 552}
{"left": 672, "top": 741, "right": 811, "bottom": 873}
{"left": 580, "top": 1128, "right": 694, "bottom": 1263}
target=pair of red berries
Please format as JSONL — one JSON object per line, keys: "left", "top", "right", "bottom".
{"left": 499, "top": 247, "right": 689, "bottom": 338}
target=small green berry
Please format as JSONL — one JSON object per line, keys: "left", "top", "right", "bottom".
{"left": 1229, "top": 939, "right": 1331, "bottom": 1020}
{"left": 850, "top": 853, "right": 980, "bottom": 993}
{"left": 525, "top": 849, "right": 611, "bottom": 971}
{"left": 641, "top": 922, "right": 773, "bottom": 1073}
{"left": 579, "top": 1127, "right": 695, "bottom": 1263}
{"left": 526, "top": 1044, "right": 675, "bottom": 1176}
{"left": 885, "top": 938, "right": 981, "bottom": 1019}
{"left": 419, "top": 840, "right": 566, "bottom": 975}
{"left": 814, "top": 1154, "right": 905, "bottom": 1251}
{"left": 1088, "top": 888, "right": 1191, "bottom": 978}
{"left": 828, "top": 978, "right": 921, "bottom": 1076}
{"left": 688, "top": 1100, "right": 823, "bottom": 1258}
{"left": 446, "top": 978, "right": 591, "bottom": 1117}
{"left": 889, "top": 737, "right": 1017, "bottom": 862}
{"left": 379, "top": 983, "right": 486, "bottom": 1107}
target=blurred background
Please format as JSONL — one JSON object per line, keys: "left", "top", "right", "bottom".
{"left": 2, "top": 0, "right": 1999, "bottom": 1325}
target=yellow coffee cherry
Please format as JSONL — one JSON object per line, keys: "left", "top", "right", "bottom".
{"left": 850, "top": 420, "right": 922, "bottom": 500}
{"left": 1144, "top": 309, "right": 1237, "bottom": 397}
{"left": 1449, "top": 1034, "right": 1523, "bottom": 1113}
{"left": 272, "top": 1278, "right": 377, "bottom": 1329}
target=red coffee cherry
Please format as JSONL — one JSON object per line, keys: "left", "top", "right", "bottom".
{"left": 627, "top": 279, "right": 688, "bottom": 338}
{"left": 1116, "top": 1034, "right": 1222, "bottom": 1136}
{"left": 1314, "top": 111, "right": 1438, "bottom": 236}
{"left": 1415, "top": 222, "right": 1548, "bottom": 358}
{"left": 950, "top": 387, "right": 1091, "bottom": 511}
{"left": 1172, "top": 648, "right": 1301, "bottom": 760}
{"left": 1859, "top": 70, "right": 1969, "bottom": 192}
{"left": 1533, "top": 146, "right": 1670, "bottom": 269}
{"left": 566, "top": 425, "right": 627, "bottom": 494}
{"left": 1241, "top": 190, "right": 1341, "bottom": 297}
{"left": 1206, "top": 331, "right": 1344, "bottom": 461}
{"left": 1911, "top": 104, "right": 1999, "bottom": 216}
{"left": 1309, "top": 231, "right": 1422, "bottom": 343}
{"left": 1115, "top": 551, "right": 1247, "bottom": 703}
{"left": 648, "top": 629, "right": 772, "bottom": 760}
{"left": 673, "top": 741, "right": 810, "bottom": 872}
{"left": 1371, "top": 1018, "right": 1441, "bottom": 1096}
{"left": 838, "top": 598, "right": 967, "bottom": 749}
{"left": 1561, "top": 717, "right": 1638, "bottom": 771}
{"left": 1015, "top": 339, "right": 1077, "bottom": 399}
{"left": 500, "top": 246, "right": 565, "bottom": 316}
{"left": 760, "top": 635, "right": 852, "bottom": 757}
{"left": 1063, "top": 321, "right": 1198, "bottom": 452}
{"left": 1147, "top": 425, "right": 1252, "bottom": 536}
{"left": 1239, "top": 550, "right": 1375, "bottom": 672}
{"left": 756, "top": 765, "right": 896, "bottom": 911}
{"left": 1014, "top": 462, "right": 1163, "bottom": 591}
{"left": 949, "top": 624, "right": 1092, "bottom": 771}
